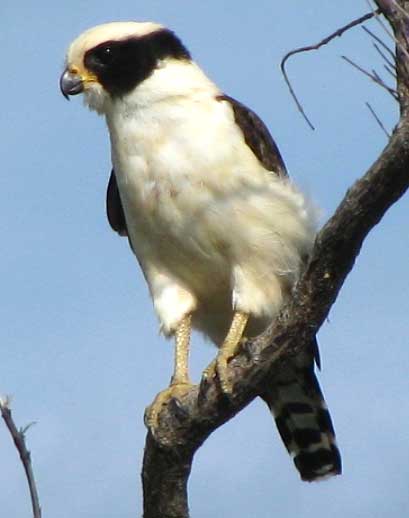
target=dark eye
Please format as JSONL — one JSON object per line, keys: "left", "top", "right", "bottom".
{"left": 94, "top": 45, "right": 116, "bottom": 66}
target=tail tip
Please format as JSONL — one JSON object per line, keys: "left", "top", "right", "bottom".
{"left": 295, "top": 445, "right": 342, "bottom": 482}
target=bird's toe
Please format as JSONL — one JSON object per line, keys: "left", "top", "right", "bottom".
{"left": 144, "top": 383, "right": 193, "bottom": 432}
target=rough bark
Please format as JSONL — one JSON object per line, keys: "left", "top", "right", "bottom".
{"left": 142, "top": 3, "right": 409, "bottom": 517}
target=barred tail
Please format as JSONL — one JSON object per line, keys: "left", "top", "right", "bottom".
{"left": 262, "top": 366, "right": 341, "bottom": 482}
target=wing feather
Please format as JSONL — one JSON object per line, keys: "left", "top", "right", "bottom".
{"left": 217, "top": 94, "right": 288, "bottom": 178}
{"left": 106, "top": 169, "right": 128, "bottom": 236}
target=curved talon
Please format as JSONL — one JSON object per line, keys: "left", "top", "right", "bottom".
{"left": 202, "top": 359, "right": 216, "bottom": 383}
{"left": 144, "top": 382, "right": 193, "bottom": 430}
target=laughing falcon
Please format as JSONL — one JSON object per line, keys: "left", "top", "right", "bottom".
{"left": 60, "top": 21, "right": 341, "bottom": 481}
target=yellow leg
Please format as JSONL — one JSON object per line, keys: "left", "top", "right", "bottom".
{"left": 202, "top": 310, "right": 249, "bottom": 394}
{"left": 171, "top": 313, "right": 191, "bottom": 384}
{"left": 145, "top": 314, "right": 193, "bottom": 429}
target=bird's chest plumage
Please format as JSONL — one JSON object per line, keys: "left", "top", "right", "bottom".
{"left": 105, "top": 94, "right": 315, "bottom": 340}
{"left": 107, "top": 100, "right": 245, "bottom": 292}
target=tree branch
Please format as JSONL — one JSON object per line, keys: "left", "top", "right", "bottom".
{"left": 280, "top": 9, "right": 380, "bottom": 130}
{"left": 141, "top": 3, "right": 409, "bottom": 517}
{"left": 0, "top": 398, "right": 42, "bottom": 518}
{"left": 341, "top": 54, "right": 398, "bottom": 99}
{"left": 366, "top": 101, "right": 391, "bottom": 137}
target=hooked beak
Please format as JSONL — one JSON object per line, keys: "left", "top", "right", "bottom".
{"left": 60, "top": 68, "right": 84, "bottom": 100}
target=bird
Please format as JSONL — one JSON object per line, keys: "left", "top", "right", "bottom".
{"left": 60, "top": 21, "right": 341, "bottom": 482}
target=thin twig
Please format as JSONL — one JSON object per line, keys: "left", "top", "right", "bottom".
{"left": 341, "top": 55, "right": 399, "bottom": 99}
{"left": 372, "top": 68, "right": 383, "bottom": 82}
{"left": 362, "top": 25, "right": 398, "bottom": 78}
{"left": 362, "top": 25, "right": 396, "bottom": 62}
{"left": 366, "top": 0, "right": 396, "bottom": 40}
{"left": 371, "top": 67, "right": 392, "bottom": 90}
{"left": 280, "top": 9, "right": 380, "bottom": 130}
{"left": 373, "top": 42, "right": 397, "bottom": 69}
{"left": 366, "top": 101, "right": 391, "bottom": 137}
{"left": 367, "top": 0, "right": 409, "bottom": 60}
{"left": 384, "top": 62, "right": 398, "bottom": 78}
{"left": 0, "top": 398, "right": 42, "bottom": 518}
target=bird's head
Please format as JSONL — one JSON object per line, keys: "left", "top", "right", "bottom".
{"left": 60, "top": 21, "right": 192, "bottom": 113}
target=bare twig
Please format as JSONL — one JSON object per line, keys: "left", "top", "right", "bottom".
{"left": 362, "top": 25, "right": 396, "bottom": 62}
{"left": 375, "top": 43, "right": 398, "bottom": 73}
{"left": 362, "top": 23, "right": 398, "bottom": 78}
{"left": 341, "top": 55, "right": 399, "bottom": 99}
{"left": 384, "top": 62, "right": 398, "bottom": 78}
{"left": 372, "top": 67, "right": 384, "bottom": 82}
{"left": 366, "top": 101, "right": 391, "bottom": 136}
{"left": 280, "top": 9, "right": 380, "bottom": 130}
{"left": 366, "top": 0, "right": 396, "bottom": 39}
{"left": 367, "top": 0, "right": 409, "bottom": 60}
{"left": 0, "top": 398, "right": 42, "bottom": 518}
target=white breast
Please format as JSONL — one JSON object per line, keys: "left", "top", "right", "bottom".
{"left": 104, "top": 63, "right": 316, "bottom": 343}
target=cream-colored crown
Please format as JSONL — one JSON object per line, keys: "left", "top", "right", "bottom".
{"left": 67, "top": 21, "right": 164, "bottom": 65}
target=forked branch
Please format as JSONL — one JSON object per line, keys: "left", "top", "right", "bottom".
{"left": 0, "top": 398, "right": 41, "bottom": 518}
{"left": 280, "top": 9, "right": 381, "bottom": 129}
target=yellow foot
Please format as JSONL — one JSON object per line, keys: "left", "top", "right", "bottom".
{"left": 144, "top": 382, "right": 193, "bottom": 430}
{"left": 202, "top": 352, "right": 233, "bottom": 394}
{"left": 202, "top": 311, "right": 249, "bottom": 395}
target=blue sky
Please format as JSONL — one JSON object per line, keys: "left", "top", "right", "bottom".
{"left": 1, "top": 1, "right": 408, "bottom": 517}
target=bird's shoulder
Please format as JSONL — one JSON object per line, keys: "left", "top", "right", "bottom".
{"left": 216, "top": 94, "right": 288, "bottom": 178}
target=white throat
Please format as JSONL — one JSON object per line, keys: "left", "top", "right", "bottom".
{"left": 84, "top": 59, "right": 219, "bottom": 117}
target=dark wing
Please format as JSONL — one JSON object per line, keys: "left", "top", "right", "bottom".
{"left": 106, "top": 170, "right": 128, "bottom": 236}
{"left": 217, "top": 94, "right": 288, "bottom": 178}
